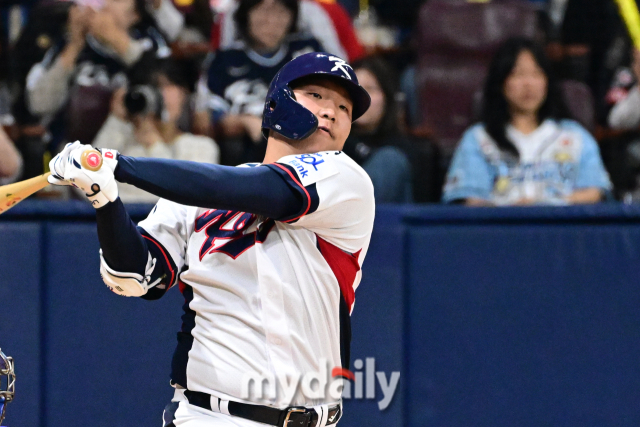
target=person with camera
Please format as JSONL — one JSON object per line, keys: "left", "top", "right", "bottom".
{"left": 25, "top": 0, "right": 170, "bottom": 145}
{"left": 93, "top": 61, "right": 220, "bottom": 203}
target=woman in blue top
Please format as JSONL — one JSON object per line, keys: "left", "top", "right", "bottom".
{"left": 443, "top": 37, "right": 611, "bottom": 206}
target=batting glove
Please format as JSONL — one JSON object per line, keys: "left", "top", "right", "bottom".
{"left": 48, "top": 142, "right": 121, "bottom": 208}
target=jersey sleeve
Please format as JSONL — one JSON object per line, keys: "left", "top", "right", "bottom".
{"left": 573, "top": 124, "right": 612, "bottom": 191}
{"left": 138, "top": 198, "right": 194, "bottom": 289}
{"left": 266, "top": 152, "right": 375, "bottom": 253}
{"left": 442, "top": 127, "right": 495, "bottom": 203}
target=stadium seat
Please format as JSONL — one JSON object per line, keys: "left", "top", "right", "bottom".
{"left": 414, "top": 0, "right": 537, "bottom": 155}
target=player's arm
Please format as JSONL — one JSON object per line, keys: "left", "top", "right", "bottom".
{"left": 96, "top": 198, "right": 173, "bottom": 300}
{"left": 47, "top": 142, "right": 176, "bottom": 299}
{"left": 114, "top": 155, "right": 305, "bottom": 220}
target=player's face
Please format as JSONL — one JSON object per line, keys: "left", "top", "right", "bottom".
{"left": 354, "top": 68, "right": 385, "bottom": 131}
{"left": 248, "top": 0, "right": 293, "bottom": 52}
{"left": 293, "top": 79, "right": 353, "bottom": 150}
{"left": 503, "top": 50, "right": 548, "bottom": 117}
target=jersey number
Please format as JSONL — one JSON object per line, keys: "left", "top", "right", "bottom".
{"left": 195, "top": 210, "right": 273, "bottom": 260}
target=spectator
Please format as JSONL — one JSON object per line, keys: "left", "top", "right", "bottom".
{"left": 601, "top": 45, "right": 640, "bottom": 200}
{"left": 443, "top": 37, "right": 611, "bottom": 206}
{"left": 342, "top": 56, "right": 413, "bottom": 203}
{"left": 148, "top": 0, "right": 185, "bottom": 42}
{"left": 205, "top": 0, "right": 322, "bottom": 165}
{"left": 25, "top": 0, "right": 170, "bottom": 145}
{"left": 608, "top": 48, "right": 640, "bottom": 131}
{"left": 211, "top": 0, "right": 364, "bottom": 62}
{"left": 0, "top": 127, "right": 22, "bottom": 185}
{"left": 93, "top": 61, "right": 219, "bottom": 203}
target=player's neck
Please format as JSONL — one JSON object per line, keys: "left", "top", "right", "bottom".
{"left": 263, "top": 133, "right": 342, "bottom": 164}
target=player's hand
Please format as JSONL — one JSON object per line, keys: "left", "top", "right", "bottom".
{"left": 48, "top": 141, "right": 84, "bottom": 186}
{"left": 48, "top": 142, "right": 120, "bottom": 208}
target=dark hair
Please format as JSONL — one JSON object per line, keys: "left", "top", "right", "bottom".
{"left": 233, "top": 0, "right": 298, "bottom": 46}
{"left": 351, "top": 55, "right": 400, "bottom": 137}
{"left": 154, "top": 59, "right": 196, "bottom": 92}
{"left": 481, "top": 37, "right": 569, "bottom": 158}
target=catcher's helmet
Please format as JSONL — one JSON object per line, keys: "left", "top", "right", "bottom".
{"left": 0, "top": 349, "right": 15, "bottom": 426}
{"left": 262, "top": 52, "right": 371, "bottom": 140}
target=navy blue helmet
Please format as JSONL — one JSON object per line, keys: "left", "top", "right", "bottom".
{"left": 262, "top": 52, "right": 371, "bottom": 140}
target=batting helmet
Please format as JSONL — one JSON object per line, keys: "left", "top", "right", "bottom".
{"left": 0, "top": 349, "right": 14, "bottom": 426}
{"left": 262, "top": 52, "right": 371, "bottom": 140}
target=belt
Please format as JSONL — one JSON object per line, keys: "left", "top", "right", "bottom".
{"left": 183, "top": 390, "right": 341, "bottom": 427}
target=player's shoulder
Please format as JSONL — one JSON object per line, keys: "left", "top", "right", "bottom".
{"left": 276, "top": 150, "right": 373, "bottom": 192}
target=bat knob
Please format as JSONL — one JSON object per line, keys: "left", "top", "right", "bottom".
{"left": 81, "top": 149, "right": 103, "bottom": 172}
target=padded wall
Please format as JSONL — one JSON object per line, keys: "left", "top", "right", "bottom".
{"left": 4, "top": 202, "right": 640, "bottom": 427}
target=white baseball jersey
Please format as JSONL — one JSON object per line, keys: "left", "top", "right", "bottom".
{"left": 138, "top": 151, "right": 375, "bottom": 409}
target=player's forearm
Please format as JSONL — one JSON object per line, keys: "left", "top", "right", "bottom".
{"left": 114, "top": 156, "right": 302, "bottom": 219}
{"left": 95, "top": 198, "right": 149, "bottom": 276}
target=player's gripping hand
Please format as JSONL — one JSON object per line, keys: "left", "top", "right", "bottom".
{"left": 47, "top": 142, "right": 120, "bottom": 208}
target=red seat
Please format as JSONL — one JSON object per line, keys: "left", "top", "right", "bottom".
{"left": 415, "top": 0, "right": 537, "bottom": 154}
{"left": 560, "top": 80, "right": 595, "bottom": 132}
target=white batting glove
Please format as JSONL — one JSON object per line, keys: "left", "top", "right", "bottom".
{"left": 48, "top": 141, "right": 84, "bottom": 186}
{"left": 48, "top": 142, "right": 121, "bottom": 208}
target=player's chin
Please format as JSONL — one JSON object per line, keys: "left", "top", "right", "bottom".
{"left": 306, "top": 129, "right": 334, "bottom": 146}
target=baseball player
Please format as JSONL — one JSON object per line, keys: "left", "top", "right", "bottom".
{"left": 0, "top": 348, "right": 15, "bottom": 427}
{"left": 47, "top": 52, "right": 374, "bottom": 427}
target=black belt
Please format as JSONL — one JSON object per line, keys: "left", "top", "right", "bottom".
{"left": 183, "top": 390, "right": 341, "bottom": 427}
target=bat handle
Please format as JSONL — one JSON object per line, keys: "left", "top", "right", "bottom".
{"left": 80, "top": 149, "right": 103, "bottom": 172}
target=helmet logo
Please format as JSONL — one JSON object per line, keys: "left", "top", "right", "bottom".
{"left": 328, "top": 56, "right": 352, "bottom": 80}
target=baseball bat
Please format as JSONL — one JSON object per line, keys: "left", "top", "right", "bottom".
{"left": 614, "top": 0, "right": 640, "bottom": 50}
{"left": 0, "top": 149, "right": 103, "bottom": 215}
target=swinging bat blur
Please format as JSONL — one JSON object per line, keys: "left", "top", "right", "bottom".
{"left": 0, "top": 149, "right": 103, "bottom": 215}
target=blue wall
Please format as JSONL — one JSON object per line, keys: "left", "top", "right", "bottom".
{"left": 3, "top": 201, "right": 640, "bottom": 427}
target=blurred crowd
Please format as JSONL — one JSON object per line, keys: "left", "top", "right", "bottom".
{"left": 0, "top": 0, "right": 638, "bottom": 206}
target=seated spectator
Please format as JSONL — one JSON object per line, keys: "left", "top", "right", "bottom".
{"left": 25, "top": 0, "right": 170, "bottom": 145}
{"left": 93, "top": 61, "right": 219, "bottom": 203}
{"left": 443, "top": 37, "right": 611, "bottom": 206}
{"left": 342, "top": 56, "right": 413, "bottom": 203}
{"left": 205, "top": 0, "right": 322, "bottom": 165}
{"left": 211, "top": 0, "right": 364, "bottom": 62}
{"left": 0, "top": 127, "right": 22, "bottom": 185}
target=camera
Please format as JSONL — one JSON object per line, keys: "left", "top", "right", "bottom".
{"left": 124, "top": 85, "right": 163, "bottom": 119}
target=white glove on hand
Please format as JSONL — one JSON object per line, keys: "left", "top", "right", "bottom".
{"left": 48, "top": 141, "right": 120, "bottom": 208}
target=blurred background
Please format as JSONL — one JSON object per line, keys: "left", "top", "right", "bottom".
{"left": 3, "top": 0, "right": 640, "bottom": 426}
